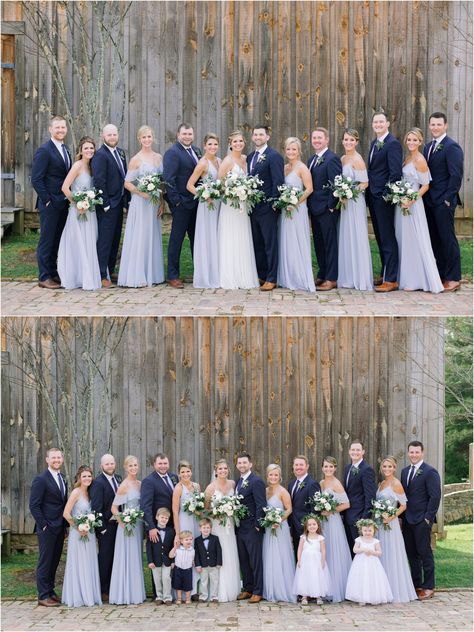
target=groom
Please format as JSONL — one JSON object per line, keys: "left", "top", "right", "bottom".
{"left": 247, "top": 125, "right": 285, "bottom": 291}
{"left": 235, "top": 452, "right": 266, "bottom": 603}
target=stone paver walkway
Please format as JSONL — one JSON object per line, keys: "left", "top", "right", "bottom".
{"left": 2, "top": 281, "right": 472, "bottom": 317}
{"left": 1, "top": 591, "right": 472, "bottom": 631}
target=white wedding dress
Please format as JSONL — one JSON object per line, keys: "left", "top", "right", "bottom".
{"left": 210, "top": 489, "right": 242, "bottom": 601}
{"left": 217, "top": 163, "right": 259, "bottom": 289}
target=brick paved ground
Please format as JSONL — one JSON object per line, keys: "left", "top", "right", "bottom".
{"left": 1, "top": 591, "right": 472, "bottom": 631}
{"left": 1, "top": 281, "right": 472, "bottom": 317}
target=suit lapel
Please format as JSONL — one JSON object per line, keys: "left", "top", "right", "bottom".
{"left": 46, "top": 469, "right": 63, "bottom": 498}
{"left": 48, "top": 139, "right": 68, "bottom": 173}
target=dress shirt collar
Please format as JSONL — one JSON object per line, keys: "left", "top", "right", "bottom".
{"left": 255, "top": 144, "right": 268, "bottom": 156}
{"left": 50, "top": 138, "right": 66, "bottom": 153}
{"left": 410, "top": 460, "right": 424, "bottom": 472}
{"left": 375, "top": 131, "right": 389, "bottom": 143}
{"left": 351, "top": 459, "right": 363, "bottom": 469}
{"left": 241, "top": 471, "right": 252, "bottom": 482}
{"left": 432, "top": 133, "right": 446, "bottom": 145}
{"left": 105, "top": 143, "right": 119, "bottom": 154}
{"left": 317, "top": 147, "right": 329, "bottom": 159}
{"left": 297, "top": 473, "right": 309, "bottom": 484}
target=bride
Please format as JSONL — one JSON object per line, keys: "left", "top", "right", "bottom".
{"left": 217, "top": 131, "right": 259, "bottom": 289}
{"left": 204, "top": 459, "right": 241, "bottom": 601}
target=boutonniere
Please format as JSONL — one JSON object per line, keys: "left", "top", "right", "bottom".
{"left": 195, "top": 148, "right": 202, "bottom": 159}
{"left": 170, "top": 475, "right": 178, "bottom": 485}
{"left": 415, "top": 468, "right": 424, "bottom": 478}
{"left": 351, "top": 466, "right": 360, "bottom": 476}
{"left": 242, "top": 480, "right": 249, "bottom": 489}
{"left": 315, "top": 156, "right": 325, "bottom": 167}
{"left": 257, "top": 153, "right": 266, "bottom": 164}
{"left": 376, "top": 140, "right": 385, "bottom": 150}
{"left": 297, "top": 481, "right": 306, "bottom": 490}
{"left": 117, "top": 148, "right": 126, "bottom": 160}
{"left": 434, "top": 143, "right": 444, "bottom": 153}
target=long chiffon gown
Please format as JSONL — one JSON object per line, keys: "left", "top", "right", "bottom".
{"left": 345, "top": 538, "right": 393, "bottom": 604}
{"left": 193, "top": 161, "right": 220, "bottom": 288}
{"left": 394, "top": 163, "right": 443, "bottom": 293}
{"left": 217, "top": 164, "right": 259, "bottom": 289}
{"left": 117, "top": 162, "right": 165, "bottom": 287}
{"left": 109, "top": 488, "right": 146, "bottom": 605}
{"left": 277, "top": 170, "right": 316, "bottom": 292}
{"left": 376, "top": 486, "right": 418, "bottom": 602}
{"left": 61, "top": 495, "right": 102, "bottom": 607}
{"left": 262, "top": 494, "right": 297, "bottom": 603}
{"left": 320, "top": 488, "right": 352, "bottom": 602}
{"left": 57, "top": 171, "right": 102, "bottom": 290}
{"left": 210, "top": 489, "right": 241, "bottom": 601}
{"left": 337, "top": 164, "right": 373, "bottom": 290}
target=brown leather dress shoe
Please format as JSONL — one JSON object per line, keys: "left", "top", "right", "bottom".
{"left": 418, "top": 588, "right": 434, "bottom": 600}
{"left": 237, "top": 591, "right": 252, "bottom": 600}
{"left": 249, "top": 595, "right": 262, "bottom": 603}
{"left": 38, "top": 278, "right": 61, "bottom": 289}
{"left": 317, "top": 280, "right": 337, "bottom": 291}
{"left": 260, "top": 282, "right": 276, "bottom": 291}
{"left": 167, "top": 278, "right": 184, "bottom": 289}
{"left": 49, "top": 594, "right": 60, "bottom": 603}
{"left": 443, "top": 280, "right": 460, "bottom": 292}
{"left": 101, "top": 592, "right": 109, "bottom": 602}
{"left": 37, "top": 598, "right": 60, "bottom": 607}
{"left": 101, "top": 279, "right": 114, "bottom": 288}
{"left": 258, "top": 278, "right": 266, "bottom": 286}
{"left": 374, "top": 281, "right": 399, "bottom": 292}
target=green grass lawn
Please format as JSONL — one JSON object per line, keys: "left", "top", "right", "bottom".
{"left": 2, "top": 227, "right": 472, "bottom": 282}
{"left": 1, "top": 523, "right": 472, "bottom": 599}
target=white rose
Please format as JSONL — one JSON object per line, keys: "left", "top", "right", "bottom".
{"left": 76, "top": 201, "right": 86, "bottom": 211}
{"left": 202, "top": 190, "right": 210, "bottom": 199}
{"left": 346, "top": 190, "right": 353, "bottom": 199}
{"left": 78, "top": 523, "right": 90, "bottom": 532}
{"left": 406, "top": 188, "right": 414, "bottom": 195}
{"left": 87, "top": 513, "right": 95, "bottom": 522}
{"left": 86, "top": 190, "right": 95, "bottom": 199}
{"left": 123, "top": 516, "right": 131, "bottom": 523}
{"left": 147, "top": 183, "right": 155, "bottom": 191}
{"left": 289, "top": 195, "right": 298, "bottom": 205}
{"left": 346, "top": 177, "right": 352, "bottom": 182}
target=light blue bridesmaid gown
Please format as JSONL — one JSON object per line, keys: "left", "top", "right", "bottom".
{"left": 320, "top": 487, "right": 352, "bottom": 602}
{"left": 193, "top": 161, "right": 220, "bottom": 288}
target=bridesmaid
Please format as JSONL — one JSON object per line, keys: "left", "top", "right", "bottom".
{"left": 109, "top": 456, "right": 146, "bottom": 605}
{"left": 186, "top": 133, "right": 221, "bottom": 288}
{"left": 62, "top": 466, "right": 102, "bottom": 607}
{"left": 118, "top": 125, "right": 165, "bottom": 287}
{"left": 58, "top": 137, "right": 102, "bottom": 290}
{"left": 337, "top": 129, "right": 373, "bottom": 291}
{"left": 376, "top": 456, "right": 418, "bottom": 602}
{"left": 395, "top": 128, "right": 443, "bottom": 293}
{"left": 262, "top": 464, "right": 296, "bottom": 603}
{"left": 319, "top": 456, "right": 352, "bottom": 603}
{"left": 277, "top": 137, "right": 315, "bottom": 292}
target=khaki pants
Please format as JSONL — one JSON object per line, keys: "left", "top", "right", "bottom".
{"left": 151, "top": 566, "right": 172, "bottom": 601}
{"left": 198, "top": 566, "right": 219, "bottom": 601}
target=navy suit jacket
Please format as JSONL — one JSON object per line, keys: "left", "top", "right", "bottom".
{"left": 342, "top": 460, "right": 377, "bottom": 526}
{"left": 306, "top": 149, "right": 343, "bottom": 215}
{"left": 367, "top": 133, "right": 403, "bottom": 197}
{"left": 423, "top": 135, "right": 463, "bottom": 208}
{"left": 140, "top": 470, "right": 179, "bottom": 531}
{"left": 287, "top": 475, "right": 320, "bottom": 536}
{"left": 145, "top": 525, "right": 175, "bottom": 567}
{"left": 246, "top": 147, "right": 285, "bottom": 212}
{"left": 163, "top": 142, "right": 202, "bottom": 210}
{"left": 194, "top": 534, "right": 223, "bottom": 567}
{"left": 29, "top": 469, "right": 68, "bottom": 534}
{"left": 31, "top": 139, "right": 71, "bottom": 211}
{"left": 401, "top": 462, "right": 441, "bottom": 525}
{"left": 235, "top": 472, "right": 266, "bottom": 531}
{"left": 91, "top": 144, "right": 130, "bottom": 210}
{"left": 90, "top": 473, "right": 122, "bottom": 533}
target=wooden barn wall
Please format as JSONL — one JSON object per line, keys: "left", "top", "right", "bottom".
{"left": 1, "top": 316, "right": 445, "bottom": 534}
{"left": 1, "top": 1, "right": 472, "bottom": 231}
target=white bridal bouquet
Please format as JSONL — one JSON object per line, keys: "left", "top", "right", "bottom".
{"left": 134, "top": 172, "right": 164, "bottom": 205}
{"left": 258, "top": 505, "right": 284, "bottom": 535}
{"left": 325, "top": 174, "right": 361, "bottom": 210}
{"left": 370, "top": 498, "right": 398, "bottom": 531}
{"left": 210, "top": 493, "right": 248, "bottom": 527}
{"left": 73, "top": 511, "right": 103, "bottom": 542}
{"left": 383, "top": 179, "right": 418, "bottom": 216}
{"left": 194, "top": 177, "right": 223, "bottom": 209}
{"left": 307, "top": 490, "right": 340, "bottom": 521}
{"left": 115, "top": 507, "right": 144, "bottom": 536}
{"left": 182, "top": 490, "right": 206, "bottom": 517}
{"left": 71, "top": 188, "right": 103, "bottom": 222}
{"left": 221, "top": 171, "right": 265, "bottom": 213}
{"left": 271, "top": 184, "right": 303, "bottom": 218}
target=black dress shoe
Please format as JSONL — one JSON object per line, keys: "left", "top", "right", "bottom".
{"left": 191, "top": 594, "right": 199, "bottom": 602}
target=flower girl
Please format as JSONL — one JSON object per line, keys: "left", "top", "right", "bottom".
{"left": 345, "top": 519, "right": 393, "bottom": 605}
{"left": 292, "top": 515, "right": 332, "bottom": 605}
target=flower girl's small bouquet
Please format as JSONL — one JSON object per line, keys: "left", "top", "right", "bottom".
{"left": 258, "top": 506, "right": 284, "bottom": 535}
{"left": 73, "top": 511, "right": 103, "bottom": 542}
{"left": 183, "top": 490, "right": 206, "bottom": 517}
{"left": 134, "top": 172, "right": 164, "bottom": 205}
{"left": 210, "top": 494, "right": 248, "bottom": 527}
{"left": 271, "top": 184, "right": 304, "bottom": 218}
{"left": 370, "top": 498, "right": 398, "bottom": 531}
{"left": 324, "top": 174, "right": 361, "bottom": 211}
{"left": 71, "top": 188, "right": 104, "bottom": 222}
{"left": 222, "top": 171, "right": 265, "bottom": 214}
{"left": 194, "top": 177, "right": 223, "bottom": 210}
{"left": 383, "top": 179, "right": 418, "bottom": 216}
{"left": 116, "top": 507, "right": 144, "bottom": 536}
{"left": 307, "top": 491, "right": 340, "bottom": 521}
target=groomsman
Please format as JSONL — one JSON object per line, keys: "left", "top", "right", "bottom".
{"left": 247, "top": 125, "right": 285, "bottom": 291}
{"left": 235, "top": 452, "right": 266, "bottom": 603}
{"left": 91, "top": 124, "right": 130, "bottom": 287}
{"left": 367, "top": 111, "right": 403, "bottom": 292}
{"left": 31, "top": 115, "right": 71, "bottom": 289}
{"left": 401, "top": 441, "right": 441, "bottom": 600}
{"left": 423, "top": 112, "right": 464, "bottom": 292}
{"left": 90, "top": 454, "right": 122, "bottom": 601}
{"left": 141, "top": 453, "right": 178, "bottom": 539}
{"left": 307, "top": 128, "right": 343, "bottom": 290}
{"left": 29, "top": 448, "right": 68, "bottom": 606}
{"left": 342, "top": 441, "right": 377, "bottom": 555}
{"left": 163, "top": 123, "right": 201, "bottom": 288}
{"left": 287, "top": 455, "right": 320, "bottom": 555}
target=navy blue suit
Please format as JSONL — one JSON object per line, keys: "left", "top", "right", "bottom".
{"left": 401, "top": 461, "right": 441, "bottom": 590}
{"left": 307, "top": 149, "right": 343, "bottom": 281}
{"left": 145, "top": 525, "right": 175, "bottom": 567}
{"left": 366, "top": 133, "right": 403, "bottom": 282}
{"left": 194, "top": 534, "right": 223, "bottom": 568}
{"left": 29, "top": 469, "right": 68, "bottom": 600}
{"left": 247, "top": 147, "right": 285, "bottom": 283}
{"left": 140, "top": 470, "right": 179, "bottom": 531}
{"left": 90, "top": 473, "right": 122, "bottom": 594}
{"left": 31, "top": 139, "right": 71, "bottom": 282}
{"left": 163, "top": 142, "right": 201, "bottom": 280}
{"left": 287, "top": 474, "right": 320, "bottom": 554}
{"left": 235, "top": 472, "right": 266, "bottom": 596}
{"left": 423, "top": 135, "right": 463, "bottom": 281}
{"left": 342, "top": 460, "right": 377, "bottom": 555}
{"left": 91, "top": 144, "right": 129, "bottom": 279}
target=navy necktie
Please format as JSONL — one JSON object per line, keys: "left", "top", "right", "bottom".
{"left": 61, "top": 144, "right": 70, "bottom": 170}
{"left": 250, "top": 152, "right": 258, "bottom": 173}
{"left": 113, "top": 149, "right": 125, "bottom": 177}
{"left": 427, "top": 140, "right": 437, "bottom": 162}
{"left": 236, "top": 477, "right": 244, "bottom": 493}
{"left": 57, "top": 473, "right": 65, "bottom": 497}
{"left": 186, "top": 147, "right": 198, "bottom": 165}
{"left": 162, "top": 475, "right": 173, "bottom": 493}
{"left": 111, "top": 476, "right": 118, "bottom": 493}
{"left": 407, "top": 465, "right": 416, "bottom": 486}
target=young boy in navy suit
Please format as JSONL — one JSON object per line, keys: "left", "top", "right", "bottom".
{"left": 195, "top": 518, "right": 222, "bottom": 602}
{"left": 146, "top": 507, "right": 175, "bottom": 605}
